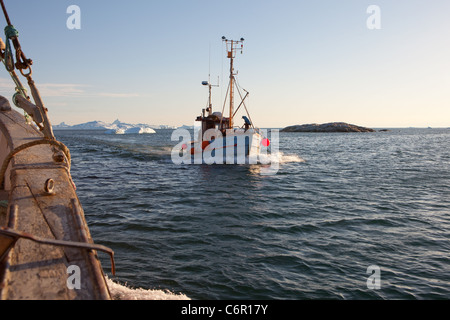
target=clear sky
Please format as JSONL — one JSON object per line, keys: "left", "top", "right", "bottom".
{"left": 0, "top": 0, "right": 449, "bottom": 128}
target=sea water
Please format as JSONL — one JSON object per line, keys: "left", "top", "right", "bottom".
{"left": 55, "top": 128, "right": 450, "bottom": 300}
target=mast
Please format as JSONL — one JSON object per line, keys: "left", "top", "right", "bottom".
{"left": 229, "top": 40, "right": 234, "bottom": 128}
{"left": 202, "top": 74, "right": 219, "bottom": 116}
{"left": 222, "top": 36, "right": 244, "bottom": 129}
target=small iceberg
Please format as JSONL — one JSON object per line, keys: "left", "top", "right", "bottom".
{"left": 105, "top": 127, "right": 156, "bottom": 134}
{"left": 105, "top": 128, "right": 125, "bottom": 134}
{"left": 124, "top": 127, "right": 156, "bottom": 134}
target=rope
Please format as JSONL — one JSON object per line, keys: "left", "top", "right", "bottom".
{"left": 0, "top": 1, "right": 54, "bottom": 139}
{"left": 0, "top": 0, "right": 33, "bottom": 74}
{"left": 1, "top": 26, "right": 33, "bottom": 123}
{"left": 0, "top": 139, "right": 71, "bottom": 190}
{"left": 3, "top": 23, "right": 31, "bottom": 73}
{"left": 4, "top": 25, "right": 18, "bottom": 38}
{"left": 3, "top": 25, "right": 17, "bottom": 72}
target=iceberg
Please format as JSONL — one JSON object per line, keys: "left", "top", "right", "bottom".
{"left": 54, "top": 119, "right": 164, "bottom": 132}
{"left": 72, "top": 120, "right": 112, "bottom": 130}
{"left": 124, "top": 127, "right": 156, "bottom": 134}
{"left": 105, "top": 128, "right": 125, "bottom": 134}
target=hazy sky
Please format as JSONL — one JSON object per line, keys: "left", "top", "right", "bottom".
{"left": 0, "top": 0, "right": 449, "bottom": 128}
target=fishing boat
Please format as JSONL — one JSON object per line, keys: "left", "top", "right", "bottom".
{"left": 187, "top": 37, "right": 267, "bottom": 164}
{"left": 0, "top": 1, "right": 114, "bottom": 299}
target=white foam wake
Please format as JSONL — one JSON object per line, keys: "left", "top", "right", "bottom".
{"left": 256, "top": 152, "right": 305, "bottom": 164}
{"left": 105, "top": 276, "right": 191, "bottom": 300}
{"left": 279, "top": 152, "right": 306, "bottom": 163}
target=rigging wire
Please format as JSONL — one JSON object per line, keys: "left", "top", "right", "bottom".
{"left": 234, "top": 76, "right": 255, "bottom": 129}
{"left": 0, "top": 0, "right": 55, "bottom": 139}
{"left": 219, "top": 80, "right": 230, "bottom": 128}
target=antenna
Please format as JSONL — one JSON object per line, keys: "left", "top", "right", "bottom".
{"left": 221, "top": 36, "right": 245, "bottom": 128}
{"left": 222, "top": 36, "right": 245, "bottom": 58}
{"left": 202, "top": 77, "right": 219, "bottom": 116}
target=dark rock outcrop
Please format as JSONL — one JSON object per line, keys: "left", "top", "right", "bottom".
{"left": 281, "top": 122, "right": 375, "bottom": 133}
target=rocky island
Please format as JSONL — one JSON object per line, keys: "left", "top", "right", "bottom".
{"left": 281, "top": 122, "right": 375, "bottom": 133}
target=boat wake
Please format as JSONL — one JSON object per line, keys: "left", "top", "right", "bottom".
{"left": 256, "top": 151, "right": 305, "bottom": 164}
{"left": 105, "top": 276, "right": 190, "bottom": 300}
{"left": 188, "top": 151, "right": 305, "bottom": 166}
